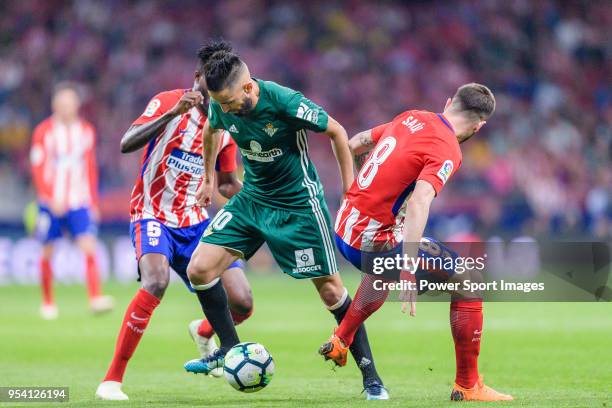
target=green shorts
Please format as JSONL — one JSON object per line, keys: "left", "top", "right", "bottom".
{"left": 200, "top": 192, "right": 338, "bottom": 279}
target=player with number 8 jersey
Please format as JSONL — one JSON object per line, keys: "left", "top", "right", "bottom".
{"left": 335, "top": 110, "right": 462, "bottom": 252}
{"left": 321, "top": 83, "right": 513, "bottom": 402}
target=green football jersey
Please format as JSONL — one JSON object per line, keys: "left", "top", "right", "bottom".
{"left": 208, "top": 79, "right": 330, "bottom": 210}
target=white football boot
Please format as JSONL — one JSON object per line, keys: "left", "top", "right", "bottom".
{"left": 90, "top": 295, "right": 115, "bottom": 315}
{"left": 40, "top": 304, "right": 58, "bottom": 320}
{"left": 95, "top": 381, "right": 128, "bottom": 400}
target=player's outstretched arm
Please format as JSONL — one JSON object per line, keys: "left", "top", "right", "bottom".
{"left": 401, "top": 180, "right": 436, "bottom": 316}
{"left": 324, "top": 116, "right": 354, "bottom": 194}
{"left": 196, "top": 120, "right": 223, "bottom": 207}
{"left": 348, "top": 129, "right": 376, "bottom": 169}
{"left": 120, "top": 91, "right": 203, "bottom": 153}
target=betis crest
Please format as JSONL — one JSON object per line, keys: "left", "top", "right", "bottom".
{"left": 263, "top": 122, "right": 278, "bottom": 137}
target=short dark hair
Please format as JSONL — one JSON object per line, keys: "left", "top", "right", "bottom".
{"left": 452, "top": 83, "right": 496, "bottom": 120}
{"left": 198, "top": 39, "right": 243, "bottom": 92}
{"left": 53, "top": 81, "right": 81, "bottom": 97}
{"left": 197, "top": 39, "right": 233, "bottom": 70}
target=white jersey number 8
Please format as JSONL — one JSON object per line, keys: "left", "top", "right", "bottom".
{"left": 357, "top": 136, "right": 397, "bottom": 189}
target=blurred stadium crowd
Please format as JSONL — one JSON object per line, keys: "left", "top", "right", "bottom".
{"left": 0, "top": 0, "right": 610, "bottom": 239}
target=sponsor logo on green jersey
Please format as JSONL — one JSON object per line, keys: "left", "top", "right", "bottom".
{"left": 263, "top": 122, "right": 278, "bottom": 137}
{"left": 240, "top": 140, "right": 283, "bottom": 162}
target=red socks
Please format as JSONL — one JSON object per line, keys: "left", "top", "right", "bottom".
{"left": 103, "top": 289, "right": 160, "bottom": 382}
{"left": 40, "top": 258, "right": 54, "bottom": 305}
{"left": 197, "top": 308, "right": 253, "bottom": 339}
{"left": 41, "top": 253, "right": 101, "bottom": 304}
{"left": 450, "top": 300, "right": 483, "bottom": 388}
{"left": 85, "top": 253, "right": 101, "bottom": 299}
{"left": 335, "top": 274, "right": 391, "bottom": 346}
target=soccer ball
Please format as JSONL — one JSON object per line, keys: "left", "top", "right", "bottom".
{"left": 223, "top": 342, "right": 274, "bottom": 393}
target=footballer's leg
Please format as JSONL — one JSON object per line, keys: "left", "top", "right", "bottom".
{"left": 312, "top": 273, "right": 388, "bottom": 400}
{"left": 189, "top": 261, "right": 253, "bottom": 377}
{"left": 223, "top": 262, "right": 253, "bottom": 325}
{"left": 96, "top": 252, "right": 168, "bottom": 400}
{"left": 70, "top": 207, "right": 114, "bottom": 313}
{"left": 321, "top": 240, "right": 398, "bottom": 370}
{"left": 96, "top": 220, "right": 173, "bottom": 400}
{"left": 185, "top": 193, "right": 264, "bottom": 375}
{"left": 263, "top": 201, "right": 388, "bottom": 400}
{"left": 39, "top": 242, "right": 57, "bottom": 319}
{"left": 184, "top": 242, "right": 242, "bottom": 374}
{"left": 417, "top": 238, "right": 512, "bottom": 401}
{"left": 75, "top": 234, "right": 114, "bottom": 314}
{"left": 36, "top": 205, "right": 61, "bottom": 319}
{"left": 446, "top": 271, "right": 513, "bottom": 401}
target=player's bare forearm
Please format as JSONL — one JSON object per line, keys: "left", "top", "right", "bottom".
{"left": 120, "top": 112, "right": 178, "bottom": 153}
{"left": 349, "top": 130, "right": 376, "bottom": 155}
{"left": 325, "top": 117, "right": 354, "bottom": 193}
{"left": 402, "top": 180, "right": 436, "bottom": 270}
{"left": 121, "top": 91, "right": 203, "bottom": 153}
{"left": 217, "top": 171, "right": 243, "bottom": 199}
{"left": 349, "top": 130, "right": 376, "bottom": 170}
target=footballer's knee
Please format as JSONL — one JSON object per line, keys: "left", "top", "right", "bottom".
{"left": 142, "top": 278, "right": 168, "bottom": 299}
{"left": 316, "top": 279, "right": 346, "bottom": 308}
{"left": 139, "top": 255, "right": 170, "bottom": 299}
{"left": 76, "top": 234, "right": 97, "bottom": 254}
{"left": 186, "top": 256, "right": 219, "bottom": 286}
{"left": 450, "top": 268, "right": 484, "bottom": 300}
{"left": 187, "top": 244, "right": 231, "bottom": 285}
{"left": 187, "top": 259, "right": 213, "bottom": 285}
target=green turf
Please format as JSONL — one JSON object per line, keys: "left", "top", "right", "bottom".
{"left": 1, "top": 275, "right": 610, "bottom": 407}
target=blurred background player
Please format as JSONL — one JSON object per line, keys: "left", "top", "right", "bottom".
{"left": 30, "top": 82, "right": 113, "bottom": 320}
{"left": 320, "top": 84, "right": 513, "bottom": 401}
{"left": 95, "top": 46, "right": 253, "bottom": 401}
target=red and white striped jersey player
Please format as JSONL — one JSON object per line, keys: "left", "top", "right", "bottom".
{"left": 30, "top": 83, "right": 113, "bottom": 320}
{"left": 97, "top": 44, "right": 254, "bottom": 401}
{"left": 321, "top": 83, "right": 513, "bottom": 402}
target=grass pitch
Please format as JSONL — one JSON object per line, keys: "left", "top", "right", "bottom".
{"left": 1, "top": 275, "right": 610, "bottom": 407}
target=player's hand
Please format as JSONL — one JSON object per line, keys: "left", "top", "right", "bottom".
{"left": 196, "top": 178, "right": 214, "bottom": 207}
{"left": 399, "top": 270, "right": 417, "bottom": 317}
{"left": 169, "top": 91, "right": 203, "bottom": 116}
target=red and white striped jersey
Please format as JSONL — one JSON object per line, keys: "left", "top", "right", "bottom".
{"left": 129, "top": 89, "right": 238, "bottom": 228}
{"left": 30, "top": 117, "right": 98, "bottom": 210}
{"left": 335, "top": 110, "right": 462, "bottom": 251}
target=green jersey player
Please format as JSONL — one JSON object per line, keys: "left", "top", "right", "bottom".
{"left": 184, "top": 40, "right": 388, "bottom": 400}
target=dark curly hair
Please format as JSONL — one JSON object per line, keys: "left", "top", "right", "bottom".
{"left": 197, "top": 39, "right": 243, "bottom": 92}
{"left": 197, "top": 39, "right": 233, "bottom": 68}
